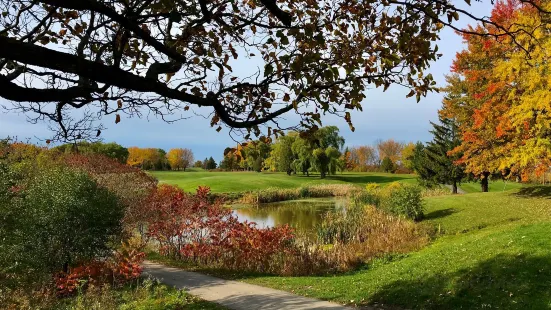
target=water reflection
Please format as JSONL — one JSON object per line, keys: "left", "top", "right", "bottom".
{"left": 232, "top": 198, "right": 348, "bottom": 233}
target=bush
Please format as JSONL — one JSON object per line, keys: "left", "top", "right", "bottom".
{"left": 145, "top": 185, "right": 296, "bottom": 274}
{"left": 315, "top": 205, "right": 430, "bottom": 270}
{"left": 0, "top": 167, "right": 124, "bottom": 280}
{"left": 382, "top": 183, "right": 424, "bottom": 221}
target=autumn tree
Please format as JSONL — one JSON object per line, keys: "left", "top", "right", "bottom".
{"left": 441, "top": 0, "right": 551, "bottom": 190}
{"left": 376, "top": 139, "right": 403, "bottom": 164}
{"left": 167, "top": 148, "right": 194, "bottom": 171}
{"left": 126, "top": 147, "right": 164, "bottom": 170}
{"left": 349, "top": 146, "right": 377, "bottom": 172}
{"left": 2, "top": 0, "right": 546, "bottom": 141}
{"left": 400, "top": 142, "right": 417, "bottom": 171}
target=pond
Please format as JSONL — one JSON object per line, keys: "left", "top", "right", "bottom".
{"left": 232, "top": 198, "right": 349, "bottom": 234}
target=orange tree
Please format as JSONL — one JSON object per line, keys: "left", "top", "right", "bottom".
{"left": 2, "top": 0, "right": 549, "bottom": 141}
{"left": 441, "top": 0, "right": 551, "bottom": 190}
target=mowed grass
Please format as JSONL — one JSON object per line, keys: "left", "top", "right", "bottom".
{"left": 238, "top": 187, "right": 551, "bottom": 309}
{"left": 150, "top": 170, "right": 417, "bottom": 193}
{"left": 459, "top": 179, "right": 525, "bottom": 193}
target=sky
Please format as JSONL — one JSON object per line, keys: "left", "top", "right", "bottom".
{"left": 0, "top": 2, "right": 493, "bottom": 162}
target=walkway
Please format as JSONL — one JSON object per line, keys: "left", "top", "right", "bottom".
{"left": 443, "top": 184, "right": 466, "bottom": 194}
{"left": 142, "top": 261, "right": 351, "bottom": 310}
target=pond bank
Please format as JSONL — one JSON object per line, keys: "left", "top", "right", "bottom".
{"left": 211, "top": 183, "right": 360, "bottom": 205}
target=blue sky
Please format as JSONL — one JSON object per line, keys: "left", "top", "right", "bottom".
{"left": 0, "top": 2, "right": 493, "bottom": 162}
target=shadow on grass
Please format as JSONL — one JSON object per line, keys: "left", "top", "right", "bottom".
{"left": 367, "top": 254, "right": 551, "bottom": 309}
{"left": 424, "top": 208, "right": 456, "bottom": 220}
{"left": 515, "top": 186, "right": 551, "bottom": 199}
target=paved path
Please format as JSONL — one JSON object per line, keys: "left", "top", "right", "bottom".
{"left": 443, "top": 184, "right": 466, "bottom": 194}
{"left": 142, "top": 261, "right": 351, "bottom": 310}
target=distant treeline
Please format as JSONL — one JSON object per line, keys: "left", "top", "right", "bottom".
{"left": 52, "top": 142, "right": 208, "bottom": 171}
{"left": 218, "top": 126, "right": 418, "bottom": 178}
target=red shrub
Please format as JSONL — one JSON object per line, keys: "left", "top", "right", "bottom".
{"left": 145, "top": 185, "right": 296, "bottom": 274}
{"left": 54, "top": 242, "right": 145, "bottom": 296}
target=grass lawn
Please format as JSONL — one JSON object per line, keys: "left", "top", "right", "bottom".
{"left": 236, "top": 188, "right": 551, "bottom": 309}
{"left": 150, "top": 170, "right": 416, "bottom": 193}
{"left": 459, "top": 179, "right": 525, "bottom": 193}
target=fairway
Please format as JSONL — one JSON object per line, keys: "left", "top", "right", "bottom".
{"left": 150, "top": 170, "right": 417, "bottom": 193}
{"left": 241, "top": 188, "right": 551, "bottom": 309}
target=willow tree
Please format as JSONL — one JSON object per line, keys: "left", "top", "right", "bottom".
{"left": 1, "top": 0, "right": 549, "bottom": 141}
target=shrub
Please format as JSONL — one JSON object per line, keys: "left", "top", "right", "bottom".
{"left": 55, "top": 240, "right": 145, "bottom": 296}
{"left": 0, "top": 167, "right": 124, "bottom": 280}
{"left": 62, "top": 153, "right": 157, "bottom": 238}
{"left": 382, "top": 183, "right": 424, "bottom": 221}
{"left": 145, "top": 185, "right": 296, "bottom": 274}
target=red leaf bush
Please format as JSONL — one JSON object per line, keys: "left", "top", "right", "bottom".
{"left": 55, "top": 241, "right": 145, "bottom": 296}
{"left": 145, "top": 185, "right": 300, "bottom": 274}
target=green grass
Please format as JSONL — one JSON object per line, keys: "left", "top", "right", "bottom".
{"left": 234, "top": 187, "right": 551, "bottom": 309}
{"left": 150, "top": 171, "right": 416, "bottom": 193}
{"left": 53, "top": 279, "right": 225, "bottom": 310}
{"left": 458, "top": 179, "right": 524, "bottom": 193}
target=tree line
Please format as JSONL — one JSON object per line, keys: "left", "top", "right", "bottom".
{"left": 52, "top": 142, "right": 206, "bottom": 171}
{"left": 218, "top": 126, "right": 422, "bottom": 178}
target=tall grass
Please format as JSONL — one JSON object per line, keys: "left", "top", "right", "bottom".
{"left": 351, "top": 182, "right": 425, "bottom": 221}
{"left": 240, "top": 184, "right": 359, "bottom": 204}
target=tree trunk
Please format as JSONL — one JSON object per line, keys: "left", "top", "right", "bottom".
{"left": 320, "top": 170, "right": 326, "bottom": 179}
{"left": 480, "top": 172, "right": 490, "bottom": 192}
{"left": 452, "top": 181, "right": 458, "bottom": 194}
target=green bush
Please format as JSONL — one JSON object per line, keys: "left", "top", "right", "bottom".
{"left": 0, "top": 167, "right": 124, "bottom": 279}
{"left": 382, "top": 184, "right": 424, "bottom": 221}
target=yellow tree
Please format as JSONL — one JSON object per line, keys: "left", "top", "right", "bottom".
{"left": 442, "top": 0, "right": 551, "bottom": 187}
{"left": 400, "top": 142, "right": 417, "bottom": 171}
{"left": 127, "top": 147, "right": 144, "bottom": 167}
{"left": 167, "top": 148, "right": 194, "bottom": 171}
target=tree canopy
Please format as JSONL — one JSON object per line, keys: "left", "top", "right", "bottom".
{"left": 441, "top": 0, "right": 551, "bottom": 182}
{"left": 2, "top": 0, "right": 547, "bottom": 141}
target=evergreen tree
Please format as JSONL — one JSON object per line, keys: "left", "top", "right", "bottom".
{"left": 422, "top": 116, "right": 466, "bottom": 194}
{"left": 381, "top": 156, "right": 396, "bottom": 173}
{"left": 206, "top": 157, "right": 217, "bottom": 170}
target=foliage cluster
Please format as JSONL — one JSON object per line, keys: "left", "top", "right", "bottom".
{"left": 222, "top": 126, "right": 346, "bottom": 178}
{"left": 52, "top": 142, "right": 129, "bottom": 164}
{"left": 0, "top": 141, "right": 149, "bottom": 307}
{"left": 352, "top": 182, "right": 425, "bottom": 221}
{"left": 441, "top": 0, "right": 551, "bottom": 182}
{"left": 144, "top": 185, "right": 300, "bottom": 274}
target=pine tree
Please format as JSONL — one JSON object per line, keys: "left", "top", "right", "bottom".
{"left": 422, "top": 115, "right": 466, "bottom": 194}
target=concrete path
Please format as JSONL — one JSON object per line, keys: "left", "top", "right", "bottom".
{"left": 443, "top": 184, "right": 466, "bottom": 194}
{"left": 142, "top": 261, "right": 351, "bottom": 310}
